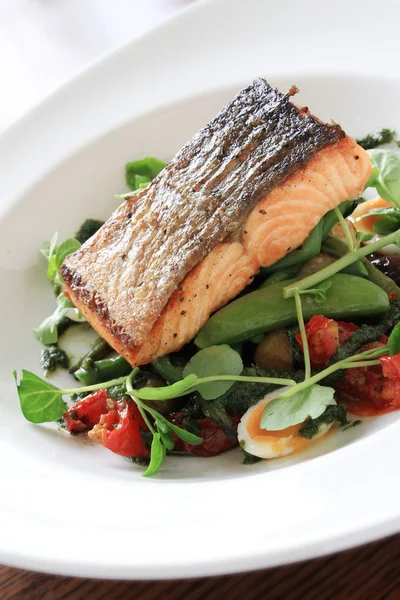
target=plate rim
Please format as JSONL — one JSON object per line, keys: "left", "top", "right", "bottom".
{"left": 1, "top": 0, "right": 400, "bottom": 579}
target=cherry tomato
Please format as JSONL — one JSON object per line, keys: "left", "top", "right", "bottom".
{"left": 337, "top": 321, "right": 359, "bottom": 344}
{"left": 63, "top": 389, "right": 110, "bottom": 433}
{"left": 296, "top": 315, "right": 358, "bottom": 369}
{"left": 336, "top": 338, "right": 400, "bottom": 416}
{"left": 380, "top": 354, "right": 400, "bottom": 380}
{"left": 171, "top": 414, "right": 240, "bottom": 457}
{"left": 90, "top": 400, "right": 150, "bottom": 458}
{"left": 63, "top": 390, "right": 149, "bottom": 458}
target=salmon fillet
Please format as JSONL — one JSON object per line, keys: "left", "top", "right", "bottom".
{"left": 60, "top": 80, "right": 371, "bottom": 367}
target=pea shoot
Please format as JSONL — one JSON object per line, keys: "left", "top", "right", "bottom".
{"left": 294, "top": 291, "right": 311, "bottom": 381}
{"left": 333, "top": 206, "right": 354, "bottom": 251}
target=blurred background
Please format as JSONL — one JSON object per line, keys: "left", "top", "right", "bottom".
{"left": 0, "top": 0, "right": 197, "bottom": 132}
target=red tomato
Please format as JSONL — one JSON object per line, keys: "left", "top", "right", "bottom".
{"left": 336, "top": 339, "right": 400, "bottom": 416}
{"left": 99, "top": 401, "right": 149, "bottom": 457}
{"left": 296, "top": 315, "right": 358, "bottom": 369}
{"left": 63, "top": 391, "right": 149, "bottom": 458}
{"left": 171, "top": 415, "right": 240, "bottom": 457}
{"left": 380, "top": 354, "right": 400, "bottom": 380}
{"left": 337, "top": 320, "right": 359, "bottom": 344}
{"left": 63, "top": 389, "right": 110, "bottom": 433}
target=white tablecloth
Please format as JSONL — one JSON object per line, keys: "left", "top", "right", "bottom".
{"left": 0, "top": 0, "right": 196, "bottom": 132}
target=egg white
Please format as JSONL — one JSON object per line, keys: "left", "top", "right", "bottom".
{"left": 238, "top": 388, "right": 336, "bottom": 460}
{"left": 351, "top": 196, "right": 400, "bottom": 256}
{"left": 65, "top": 307, "right": 87, "bottom": 322}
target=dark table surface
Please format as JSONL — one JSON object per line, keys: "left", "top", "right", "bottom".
{"left": 1, "top": 535, "right": 399, "bottom": 599}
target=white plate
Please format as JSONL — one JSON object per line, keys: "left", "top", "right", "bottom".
{"left": 1, "top": 0, "right": 400, "bottom": 580}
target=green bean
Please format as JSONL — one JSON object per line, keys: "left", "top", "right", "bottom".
{"left": 195, "top": 273, "right": 389, "bottom": 348}
{"left": 75, "top": 354, "right": 131, "bottom": 386}
{"left": 322, "top": 237, "right": 400, "bottom": 299}
{"left": 151, "top": 356, "right": 184, "bottom": 384}
{"left": 70, "top": 337, "right": 110, "bottom": 375}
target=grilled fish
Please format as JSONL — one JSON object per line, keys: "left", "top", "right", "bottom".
{"left": 61, "top": 79, "right": 371, "bottom": 366}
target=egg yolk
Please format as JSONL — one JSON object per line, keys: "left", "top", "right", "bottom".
{"left": 245, "top": 400, "right": 330, "bottom": 456}
{"left": 352, "top": 197, "right": 391, "bottom": 234}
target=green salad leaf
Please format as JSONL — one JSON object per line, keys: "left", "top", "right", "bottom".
{"left": 46, "top": 236, "right": 80, "bottom": 282}
{"left": 388, "top": 322, "right": 400, "bottom": 356}
{"left": 367, "top": 149, "right": 400, "bottom": 208}
{"left": 15, "top": 369, "right": 133, "bottom": 424}
{"left": 33, "top": 293, "right": 74, "bottom": 345}
{"left": 55, "top": 238, "right": 81, "bottom": 272}
{"left": 364, "top": 165, "right": 381, "bottom": 190}
{"left": 35, "top": 231, "right": 80, "bottom": 344}
{"left": 183, "top": 345, "right": 243, "bottom": 400}
{"left": 125, "top": 157, "right": 167, "bottom": 191}
{"left": 260, "top": 384, "right": 335, "bottom": 431}
{"left": 14, "top": 370, "right": 67, "bottom": 423}
{"left": 33, "top": 303, "right": 68, "bottom": 345}
{"left": 143, "top": 433, "right": 166, "bottom": 477}
{"left": 46, "top": 232, "right": 59, "bottom": 280}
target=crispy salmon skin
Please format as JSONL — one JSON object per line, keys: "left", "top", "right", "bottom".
{"left": 60, "top": 79, "right": 371, "bottom": 366}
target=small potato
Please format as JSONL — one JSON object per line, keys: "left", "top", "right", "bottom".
{"left": 298, "top": 253, "right": 336, "bottom": 278}
{"left": 255, "top": 329, "right": 293, "bottom": 371}
{"left": 330, "top": 219, "right": 357, "bottom": 244}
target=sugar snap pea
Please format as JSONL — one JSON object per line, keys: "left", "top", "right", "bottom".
{"left": 195, "top": 273, "right": 389, "bottom": 348}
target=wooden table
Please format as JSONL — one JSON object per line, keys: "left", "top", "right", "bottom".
{"left": 1, "top": 536, "right": 399, "bottom": 599}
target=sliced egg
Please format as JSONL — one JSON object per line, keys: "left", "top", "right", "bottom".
{"left": 237, "top": 388, "right": 336, "bottom": 460}
{"left": 65, "top": 307, "right": 87, "bottom": 323}
{"left": 351, "top": 197, "right": 400, "bottom": 256}
{"left": 351, "top": 196, "right": 391, "bottom": 234}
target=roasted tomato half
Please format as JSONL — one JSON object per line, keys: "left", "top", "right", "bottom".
{"left": 296, "top": 315, "right": 358, "bottom": 369}
{"left": 336, "top": 338, "right": 400, "bottom": 416}
{"left": 63, "top": 391, "right": 149, "bottom": 458}
{"left": 89, "top": 400, "right": 149, "bottom": 458}
{"left": 171, "top": 414, "right": 240, "bottom": 457}
{"left": 63, "top": 389, "right": 111, "bottom": 433}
